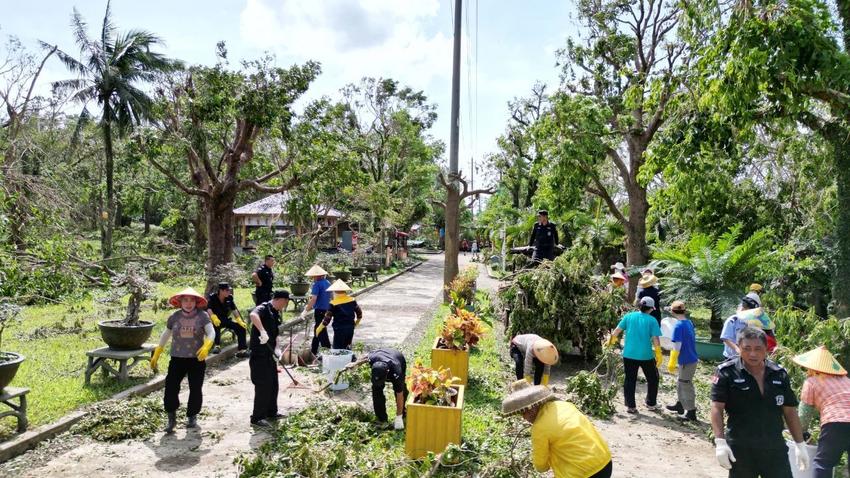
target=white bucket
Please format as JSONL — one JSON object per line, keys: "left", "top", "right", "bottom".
{"left": 786, "top": 440, "right": 822, "bottom": 478}
{"left": 660, "top": 317, "right": 677, "bottom": 351}
{"left": 322, "top": 349, "right": 354, "bottom": 391}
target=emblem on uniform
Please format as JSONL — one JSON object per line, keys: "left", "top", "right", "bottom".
{"left": 775, "top": 395, "right": 784, "bottom": 406}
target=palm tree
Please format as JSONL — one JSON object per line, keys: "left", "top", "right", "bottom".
{"left": 49, "top": 1, "right": 178, "bottom": 258}
{"left": 653, "top": 225, "right": 773, "bottom": 342}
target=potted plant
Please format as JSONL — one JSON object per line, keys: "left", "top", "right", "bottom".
{"left": 333, "top": 252, "right": 353, "bottom": 282}
{"left": 365, "top": 253, "right": 381, "bottom": 273}
{"left": 404, "top": 362, "right": 464, "bottom": 459}
{"left": 349, "top": 250, "right": 366, "bottom": 277}
{"left": 97, "top": 266, "right": 156, "bottom": 350}
{"left": 0, "top": 303, "right": 25, "bottom": 392}
{"left": 431, "top": 309, "right": 486, "bottom": 385}
{"left": 286, "top": 246, "right": 313, "bottom": 297}
{"left": 446, "top": 267, "right": 478, "bottom": 313}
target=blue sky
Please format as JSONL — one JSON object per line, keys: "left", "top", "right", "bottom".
{"left": 3, "top": 0, "right": 579, "bottom": 186}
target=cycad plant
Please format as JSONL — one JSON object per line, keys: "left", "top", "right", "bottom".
{"left": 653, "top": 225, "right": 773, "bottom": 342}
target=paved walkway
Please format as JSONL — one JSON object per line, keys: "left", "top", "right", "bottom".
{"left": 14, "top": 255, "right": 447, "bottom": 478}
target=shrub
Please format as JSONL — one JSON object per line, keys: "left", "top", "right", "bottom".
{"left": 406, "top": 361, "right": 460, "bottom": 406}
{"left": 439, "top": 309, "right": 487, "bottom": 350}
{"left": 447, "top": 265, "right": 478, "bottom": 311}
{"left": 772, "top": 306, "right": 850, "bottom": 389}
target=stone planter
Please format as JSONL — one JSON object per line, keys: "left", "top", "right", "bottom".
{"left": 0, "top": 352, "right": 25, "bottom": 392}
{"left": 349, "top": 267, "right": 365, "bottom": 277}
{"left": 335, "top": 270, "right": 352, "bottom": 282}
{"left": 365, "top": 263, "right": 380, "bottom": 273}
{"left": 431, "top": 337, "right": 470, "bottom": 385}
{"left": 405, "top": 385, "right": 465, "bottom": 459}
{"left": 289, "top": 281, "right": 310, "bottom": 296}
{"left": 98, "top": 320, "right": 155, "bottom": 350}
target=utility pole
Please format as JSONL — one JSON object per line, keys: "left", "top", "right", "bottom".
{"left": 443, "top": 0, "right": 463, "bottom": 300}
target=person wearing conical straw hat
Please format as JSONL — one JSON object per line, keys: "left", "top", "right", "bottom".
{"left": 509, "top": 334, "right": 559, "bottom": 386}
{"left": 150, "top": 287, "right": 214, "bottom": 433}
{"left": 302, "top": 264, "right": 332, "bottom": 357}
{"left": 792, "top": 346, "right": 850, "bottom": 478}
{"left": 316, "top": 279, "right": 363, "bottom": 351}
{"left": 610, "top": 270, "right": 627, "bottom": 289}
{"left": 501, "top": 380, "right": 612, "bottom": 478}
{"left": 636, "top": 272, "right": 662, "bottom": 325}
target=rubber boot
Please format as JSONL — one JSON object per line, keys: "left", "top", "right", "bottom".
{"left": 666, "top": 401, "right": 684, "bottom": 414}
{"left": 186, "top": 415, "right": 198, "bottom": 428}
{"left": 165, "top": 412, "right": 177, "bottom": 433}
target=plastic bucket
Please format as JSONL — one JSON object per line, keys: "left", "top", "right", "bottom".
{"left": 660, "top": 317, "right": 677, "bottom": 351}
{"left": 786, "top": 440, "right": 822, "bottom": 478}
{"left": 322, "top": 349, "right": 354, "bottom": 391}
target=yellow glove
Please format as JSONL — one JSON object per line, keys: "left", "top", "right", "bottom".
{"left": 654, "top": 345, "right": 663, "bottom": 368}
{"left": 234, "top": 315, "right": 248, "bottom": 330}
{"left": 605, "top": 335, "right": 619, "bottom": 348}
{"left": 196, "top": 337, "right": 214, "bottom": 361}
{"left": 667, "top": 349, "right": 679, "bottom": 374}
{"left": 355, "top": 318, "right": 362, "bottom": 327}
{"left": 209, "top": 313, "right": 221, "bottom": 328}
{"left": 151, "top": 346, "right": 163, "bottom": 371}
{"left": 541, "top": 374, "right": 550, "bottom": 386}
{"left": 315, "top": 323, "right": 326, "bottom": 335}
{"left": 524, "top": 375, "right": 533, "bottom": 384}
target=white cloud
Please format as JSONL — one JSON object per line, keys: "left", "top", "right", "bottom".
{"left": 238, "top": 0, "right": 451, "bottom": 91}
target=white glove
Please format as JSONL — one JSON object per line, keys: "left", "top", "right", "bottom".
{"left": 793, "top": 441, "right": 810, "bottom": 471}
{"left": 259, "top": 330, "right": 269, "bottom": 344}
{"left": 715, "top": 438, "right": 736, "bottom": 470}
{"left": 273, "top": 347, "right": 282, "bottom": 362}
{"left": 393, "top": 415, "right": 404, "bottom": 430}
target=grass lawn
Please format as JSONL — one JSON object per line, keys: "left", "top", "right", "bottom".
{"left": 0, "top": 265, "right": 407, "bottom": 441}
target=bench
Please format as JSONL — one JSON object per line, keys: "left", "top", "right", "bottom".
{"left": 365, "top": 271, "right": 379, "bottom": 282}
{"left": 288, "top": 295, "right": 309, "bottom": 312}
{"left": 85, "top": 344, "right": 156, "bottom": 385}
{"left": 0, "top": 387, "right": 29, "bottom": 433}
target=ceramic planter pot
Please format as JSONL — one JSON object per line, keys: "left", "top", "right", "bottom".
{"left": 98, "top": 320, "right": 155, "bottom": 350}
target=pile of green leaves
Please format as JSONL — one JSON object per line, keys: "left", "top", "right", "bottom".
{"left": 564, "top": 370, "right": 617, "bottom": 419}
{"left": 500, "top": 246, "right": 628, "bottom": 359}
{"left": 771, "top": 307, "right": 850, "bottom": 389}
{"left": 72, "top": 397, "right": 164, "bottom": 442}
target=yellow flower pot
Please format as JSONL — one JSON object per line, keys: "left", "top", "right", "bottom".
{"left": 404, "top": 385, "right": 465, "bottom": 459}
{"left": 430, "top": 337, "right": 470, "bottom": 385}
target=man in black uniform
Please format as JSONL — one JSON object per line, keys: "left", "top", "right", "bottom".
{"left": 344, "top": 348, "right": 408, "bottom": 430}
{"left": 248, "top": 290, "right": 289, "bottom": 427}
{"left": 251, "top": 255, "right": 275, "bottom": 306}
{"left": 528, "top": 210, "right": 558, "bottom": 263}
{"left": 710, "top": 327, "right": 810, "bottom": 477}
{"left": 206, "top": 283, "right": 249, "bottom": 357}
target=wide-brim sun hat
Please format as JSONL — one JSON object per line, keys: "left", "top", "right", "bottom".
{"left": 749, "top": 283, "right": 764, "bottom": 293}
{"left": 169, "top": 287, "right": 207, "bottom": 308}
{"left": 502, "top": 384, "right": 556, "bottom": 416}
{"left": 532, "top": 339, "right": 559, "bottom": 365}
{"left": 326, "top": 279, "right": 352, "bottom": 293}
{"left": 638, "top": 274, "right": 657, "bottom": 288}
{"left": 305, "top": 264, "right": 328, "bottom": 277}
{"left": 792, "top": 346, "right": 847, "bottom": 376}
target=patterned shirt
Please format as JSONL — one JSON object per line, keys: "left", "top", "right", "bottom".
{"left": 800, "top": 374, "right": 850, "bottom": 426}
{"left": 166, "top": 309, "right": 211, "bottom": 358}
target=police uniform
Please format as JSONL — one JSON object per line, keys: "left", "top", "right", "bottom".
{"left": 206, "top": 292, "right": 247, "bottom": 350}
{"left": 529, "top": 221, "right": 559, "bottom": 262}
{"left": 249, "top": 301, "right": 281, "bottom": 423}
{"left": 710, "top": 357, "right": 799, "bottom": 478}
{"left": 323, "top": 297, "right": 362, "bottom": 350}
{"left": 254, "top": 264, "right": 274, "bottom": 305}
{"left": 368, "top": 349, "right": 408, "bottom": 422}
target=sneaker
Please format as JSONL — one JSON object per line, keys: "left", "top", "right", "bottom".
{"left": 645, "top": 404, "right": 660, "bottom": 411}
{"left": 666, "top": 402, "right": 684, "bottom": 414}
{"left": 186, "top": 415, "right": 198, "bottom": 428}
{"left": 212, "top": 346, "right": 221, "bottom": 354}
{"left": 236, "top": 349, "right": 250, "bottom": 358}
{"left": 678, "top": 409, "right": 697, "bottom": 421}
{"left": 251, "top": 419, "right": 273, "bottom": 428}
{"left": 626, "top": 407, "right": 638, "bottom": 414}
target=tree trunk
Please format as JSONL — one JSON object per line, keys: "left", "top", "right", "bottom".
{"left": 143, "top": 194, "right": 151, "bottom": 235}
{"left": 102, "top": 119, "right": 115, "bottom": 259}
{"left": 831, "top": 128, "right": 850, "bottom": 317}
{"left": 709, "top": 307, "right": 723, "bottom": 343}
{"left": 624, "top": 185, "right": 650, "bottom": 302}
{"left": 205, "top": 189, "right": 237, "bottom": 293}
{"left": 443, "top": 184, "right": 461, "bottom": 302}
{"left": 193, "top": 198, "right": 208, "bottom": 255}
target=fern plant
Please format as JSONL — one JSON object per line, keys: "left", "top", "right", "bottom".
{"left": 653, "top": 225, "right": 773, "bottom": 342}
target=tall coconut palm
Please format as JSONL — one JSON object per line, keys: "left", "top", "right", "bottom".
{"left": 653, "top": 225, "right": 773, "bottom": 342}
{"left": 50, "top": 1, "right": 178, "bottom": 258}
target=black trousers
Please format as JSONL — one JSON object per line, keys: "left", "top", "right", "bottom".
{"left": 727, "top": 444, "right": 793, "bottom": 478}
{"left": 249, "top": 353, "right": 278, "bottom": 422}
{"left": 214, "top": 318, "right": 247, "bottom": 349}
{"left": 532, "top": 247, "right": 555, "bottom": 262}
{"left": 590, "top": 461, "right": 613, "bottom": 478}
{"left": 372, "top": 383, "right": 409, "bottom": 422}
{"left": 814, "top": 422, "right": 850, "bottom": 478}
{"left": 510, "top": 344, "right": 544, "bottom": 384}
{"left": 164, "top": 357, "right": 206, "bottom": 416}
{"left": 622, "top": 357, "right": 659, "bottom": 408}
{"left": 254, "top": 289, "right": 271, "bottom": 306}
{"left": 310, "top": 310, "right": 331, "bottom": 354}
{"left": 332, "top": 325, "right": 355, "bottom": 350}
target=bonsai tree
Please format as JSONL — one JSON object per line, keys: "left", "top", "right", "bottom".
{"left": 406, "top": 362, "right": 460, "bottom": 406}
{"left": 654, "top": 225, "right": 773, "bottom": 342}
{"left": 439, "top": 309, "right": 486, "bottom": 350}
{"left": 0, "top": 303, "right": 23, "bottom": 353}
{"left": 99, "top": 265, "right": 154, "bottom": 326}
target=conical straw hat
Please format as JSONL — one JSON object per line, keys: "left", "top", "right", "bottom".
{"left": 792, "top": 346, "right": 847, "bottom": 376}
{"left": 501, "top": 384, "right": 556, "bottom": 416}
{"left": 532, "top": 339, "right": 559, "bottom": 365}
{"left": 326, "top": 279, "right": 351, "bottom": 292}
{"left": 305, "top": 264, "right": 328, "bottom": 277}
{"left": 168, "top": 287, "right": 208, "bottom": 308}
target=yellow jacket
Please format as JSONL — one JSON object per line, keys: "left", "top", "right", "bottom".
{"left": 531, "top": 401, "right": 611, "bottom": 478}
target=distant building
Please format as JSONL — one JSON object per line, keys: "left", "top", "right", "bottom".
{"left": 233, "top": 193, "right": 343, "bottom": 249}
